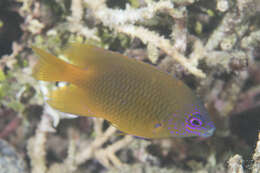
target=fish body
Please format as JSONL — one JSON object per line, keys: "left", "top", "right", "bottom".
{"left": 32, "top": 43, "right": 215, "bottom": 139}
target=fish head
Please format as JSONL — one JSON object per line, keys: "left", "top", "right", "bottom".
{"left": 153, "top": 100, "right": 215, "bottom": 138}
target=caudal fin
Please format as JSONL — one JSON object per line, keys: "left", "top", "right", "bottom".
{"left": 32, "top": 46, "right": 84, "bottom": 83}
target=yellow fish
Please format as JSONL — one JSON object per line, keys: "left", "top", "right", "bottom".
{"left": 32, "top": 43, "right": 215, "bottom": 139}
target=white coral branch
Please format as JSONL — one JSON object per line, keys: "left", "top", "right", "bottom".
{"left": 27, "top": 114, "right": 55, "bottom": 173}
{"left": 228, "top": 155, "right": 244, "bottom": 173}
{"left": 85, "top": 0, "right": 174, "bottom": 27}
{"left": 75, "top": 124, "right": 133, "bottom": 168}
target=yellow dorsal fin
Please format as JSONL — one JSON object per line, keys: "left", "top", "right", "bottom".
{"left": 62, "top": 43, "right": 124, "bottom": 67}
{"left": 47, "top": 84, "right": 97, "bottom": 117}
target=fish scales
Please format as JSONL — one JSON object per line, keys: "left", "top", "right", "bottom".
{"left": 84, "top": 63, "right": 177, "bottom": 129}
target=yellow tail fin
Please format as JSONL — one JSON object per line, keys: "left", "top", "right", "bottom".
{"left": 32, "top": 46, "right": 85, "bottom": 83}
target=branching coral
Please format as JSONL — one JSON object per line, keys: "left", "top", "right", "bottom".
{"left": 28, "top": 113, "right": 133, "bottom": 172}
{"left": 193, "top": 0, "right": 259, "bottom": 120}
{"left": 74, "top": 122, "right": 133, "bottom": 168}
{"left": 67, "top": 0, "right": 100, "bottom": 41}
{"left": 84, "top": 0, "right": 206, "bottom": 78}
{"left": 27, "top": 114, "right": 55, "bottom": 173}
{"left": 85, "top": 0, "right": 174, "bottom": 26}
{"left": 16, "top": 0, "right": 44, "bottom": 34}
{"left": 228, "top": 132, "right": 260, "bottom": 173}
{"left": 205, "top": 0, "right": 259, "bottom": 51}
{"left": 228, "top": 155, "right": 244, "bottom": 173}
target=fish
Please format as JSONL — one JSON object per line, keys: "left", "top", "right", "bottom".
{"left": 32, "top": 43, "right": 215, "bottom": 139}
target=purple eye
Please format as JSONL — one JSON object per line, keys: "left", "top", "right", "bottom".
{"left": 188, "top": 116, "right": 203, "bottom": 128}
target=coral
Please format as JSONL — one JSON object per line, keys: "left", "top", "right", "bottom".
{"left": 228, "top": 155, "right": 244, "bottom": 173}
{"left": 27, "top": 114, "right": 55, "bottom": 173}
{"left": 228, "top": 132, "right": 260, "bottom": 173}
{"left": 28, "top": 114, "right": 133, "bottom": 172}
{"left": 74, "top": 121, "right": 133, "bottom": 168}
{"left": 67, "top": 0, "right": 99, "bottom": 41}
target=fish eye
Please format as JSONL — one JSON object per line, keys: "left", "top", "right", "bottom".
{"left": 188, "top": 115, "right": 203, "bottom": 128}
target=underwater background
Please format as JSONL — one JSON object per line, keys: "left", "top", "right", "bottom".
{"left": 0, "top": 0, "right": 259, "bottom": 172}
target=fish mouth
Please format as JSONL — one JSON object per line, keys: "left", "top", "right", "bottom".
{"left": 201, "top": 127, "right": 216, "bottom": 137}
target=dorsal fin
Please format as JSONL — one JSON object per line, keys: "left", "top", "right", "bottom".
{"left": 62, "top": 43, "right": 122, "bottom": 68}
